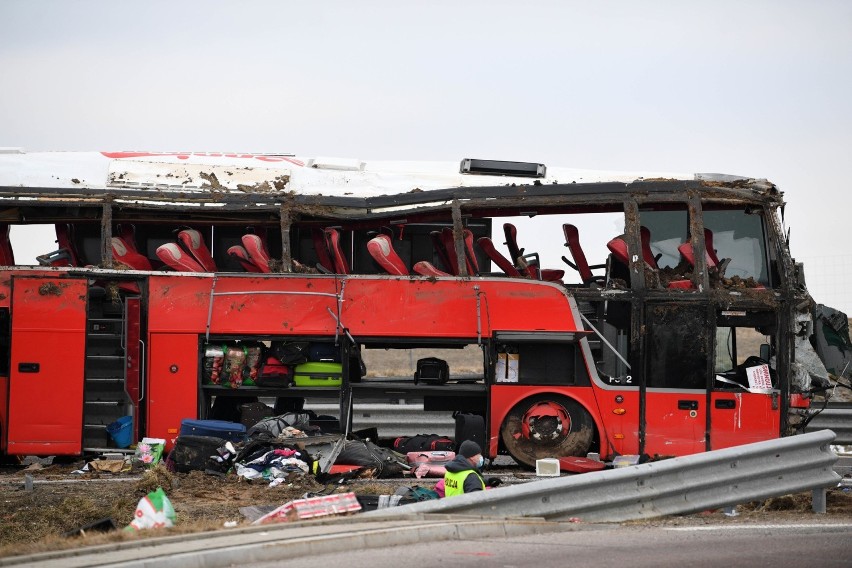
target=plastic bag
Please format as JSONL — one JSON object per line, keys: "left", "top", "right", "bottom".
{"left": 134, "top": 437, "right": 166, "bottom": 466}
{"left": 126, "top": 487, "right": 176, "bottom": 530}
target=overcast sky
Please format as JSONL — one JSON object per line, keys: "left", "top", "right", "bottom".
{"left": 1, "top": 1, "right": 850, "bottom": 312}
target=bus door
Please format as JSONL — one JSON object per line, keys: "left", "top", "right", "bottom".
{"left": 7, "top": 276, "right": 87, "bottom": 455}
{"left": 710, "top": 314, "right": 781, "bottom": 448}
{"left": 642, "top": 304, "right": 710, "bottom": 456}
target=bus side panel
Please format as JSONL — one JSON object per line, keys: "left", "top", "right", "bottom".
{"left": 710, "top": 391, "right": 780, "bottom": 449}
{"left": 7, "top": 277, "right": 87, "bottom": 455}
{"left": 589, "top": 386, "right": 640, "bottom": 457}
{"left": 643, "top": 391, "right": 706, "bottom": 456}
{"left": 146, "top": 333, "right": 198, "bottom": 449}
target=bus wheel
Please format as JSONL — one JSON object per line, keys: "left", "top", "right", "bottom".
{"left": 500, "top": 395, "right": 594, "bottom": 468}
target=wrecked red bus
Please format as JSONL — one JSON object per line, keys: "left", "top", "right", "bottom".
{"left": 0, "top": 151, "right": 834, "bottom": 466}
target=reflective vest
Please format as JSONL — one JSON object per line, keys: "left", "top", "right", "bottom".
{"left": 444, "top": 469, "right": 485, "bottom": 497}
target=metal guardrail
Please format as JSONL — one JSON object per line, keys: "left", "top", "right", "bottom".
{"left": 306, "top": 402, "right": 454, "bottom": 438}
{"left": 805, "top": 402, "right": 852, "bottom": 445}
{"left": 367, "top": 430, "right": 840, "bottom": 523}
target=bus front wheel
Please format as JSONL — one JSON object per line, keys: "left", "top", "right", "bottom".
{"left": 500, "top": 395, "right": 594, "bottom": 468}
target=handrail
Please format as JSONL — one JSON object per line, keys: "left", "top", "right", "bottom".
{"left": 366, "top": 430, "right": 840, "bottom": 522}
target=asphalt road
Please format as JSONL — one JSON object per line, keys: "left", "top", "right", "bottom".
{"left": 253, "top": 520, "right": 852, "bottom": 568}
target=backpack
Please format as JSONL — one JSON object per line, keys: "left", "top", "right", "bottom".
{"left": 335, "top": 440, "right": 408, "bottom": 478}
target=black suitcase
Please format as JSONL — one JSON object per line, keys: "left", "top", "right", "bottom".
{"left": 239, "top": 401, "right": 274, "bottom": 428}
{"left": 308, "top": 342, "right": 341, "bottom": 362}
{"left": 454, "top": 413, "right": 486, "bottom": 454}
{"left": 171, "top": 435, "right": 228, "bottom": 473}
{"left": 414, "top": 357, "right": 449, "bottom": 385}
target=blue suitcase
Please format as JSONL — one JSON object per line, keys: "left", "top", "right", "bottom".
{"left": 179, "top": 419, "right": 246, "bottom": 443}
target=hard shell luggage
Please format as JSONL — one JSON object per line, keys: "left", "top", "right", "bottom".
{"left": 308, "top": 342, "right": 341, "bottom": 363}
{"left": 293, "top": 362, "right": 343, "bottom": 387}
{"left": 454, "top": 413, "right": 486, "bottom": 454}
{"left": 406, "top": 450, "right": 455, "bottom": 466}
{"left": 179, "top": 419, "right": 247, "bottom": 443}
{"left": 414, "top": 357, "right": 449, "bottom": 385}
{"left": 558, "top": 456, "right": 606, "bottom": 473}
{"left": 171, "top": 435, "right": 228, "bottom": 473}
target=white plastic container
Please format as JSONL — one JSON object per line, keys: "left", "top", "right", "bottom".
{"left": 535, "top": 458, "right": 560, "bottom": 477}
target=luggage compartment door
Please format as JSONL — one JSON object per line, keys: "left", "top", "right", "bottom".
{"left": 7, "top": 277, "right": 88, "bottom": 455}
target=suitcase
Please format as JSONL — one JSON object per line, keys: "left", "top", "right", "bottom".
{"left": 454, "top": 413, "right": 486, "bottom": 453}
{"left": 179, "top": 419, "right": 247, "bottom": 443}
{"left": 239, "top": 402, "right": 274, "bottom": 428}
{"left": 414, "top": 357, "right": 449, "bottom": 385}
{"left": 310, "top": 415, "right": 342, "bottom": 434}
{"left": 393, "top": 434, "right": 454, "bottom": 453}
{"left": 308, "top": 343, "right": 341, "bottom": 363}
{"left": 558, "top": 456, "right": 606, "bottom": 473}
{"left": 406, "top": 450, "right": 455, "bottom": 466}
{"left": 171, "top": 435, "right": 228, "bottom": 473}
{"left": 293, "top": 362, "right": 343, "bottom": 387}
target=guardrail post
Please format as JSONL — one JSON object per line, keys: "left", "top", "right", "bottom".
{"left": 812, "top": 487, "right": 827, "bottom": 514}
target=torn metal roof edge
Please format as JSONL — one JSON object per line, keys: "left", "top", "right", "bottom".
{"left": 0, "top": 151, "right": 781, "bottom": 211}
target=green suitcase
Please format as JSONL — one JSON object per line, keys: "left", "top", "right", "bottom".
{"left": 293, "top": 362, "right": 343, "bottom": 387}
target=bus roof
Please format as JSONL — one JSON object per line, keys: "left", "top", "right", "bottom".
{"left": 0, "top": 150, "right": 779, "bottom": 214}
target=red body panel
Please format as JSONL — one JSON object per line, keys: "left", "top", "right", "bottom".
{"left": 7, "top": 277, "right": 87, "bottom": 455}
{"left": 147, "top": 275, "right": 579, "bottom": 338}
{"left": 643, "top": 391, "right": 707, "bottom": 456}
{"left": 710, "top": 391, "right": 779, "bottom": 449}
{"left": 146, "top": 333, "right": 198, "bottom": 449}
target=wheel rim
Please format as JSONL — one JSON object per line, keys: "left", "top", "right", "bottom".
{"left": 520, "top": 401, "right": 571, "bottom": 441}
{"left": 500, "top": 396, "right": 594, "bottom": 467}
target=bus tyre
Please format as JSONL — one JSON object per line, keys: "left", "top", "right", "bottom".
{"left": 500, "top": 395, "right": 594, "bottom": 468}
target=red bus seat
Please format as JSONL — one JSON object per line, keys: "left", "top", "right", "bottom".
{"left": 608, "top": 233, "right": 693, "bottom": 289}
{"left": 540, "top": 268, "right": 565, "bottom": 282}
{"left": 367, "top": 234, "right": 408, "bottom": 275}
{"left": 156, "top": 243, "right": 205, "bottom": 272}
{"left": 112, "top": 237, "right": 152, "bottom": 270}
{"left": 439, "top": 228, "right": 461, "bottom": 275}
{"left": 0, "top": 223, "right": 14, "bottom": 266}
{"left": 324, "top": 228, "right": 350, "bottom": 274}
{"left": 241, "top": 234, "right": 271, "bottom": 273}
{"left": 503, "top": 223, "right": 561, "bottom": 281}
{"left": 413, "top": 261, "right": 450, "bottom": 277}
{"left": 227, "top": 245, "right": 263, "bottom": 272}
{"left": 429, "top": 230, "right": 453, "bottom": 274}
{"left": 312, "top": 228, "right": 334, "bottom": 272}
{"left": 639, "top": 226, "right": 659, "bottom": 268}
{"left": 562, "top": 224, "right": 605, "bottom": 285}
{"left": 116, "top": 224, "right": 139, "bottom": 253}
{"left": 677, "top": 229, "right": 720, "bottom": 268}
{"left": 606, "top": 236, "right": 629, "bottom": 266}
{"left": 503, "top": 223, "right": 523, "bottom": 265}
{"left": 463, "top": 229, "right": 479, "bottom": 275}
{"left": 477, "top": 237, "right": 521, "bottom": 277}
{"left": 177, "top": 229, "right": 217, "bottom": 272}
